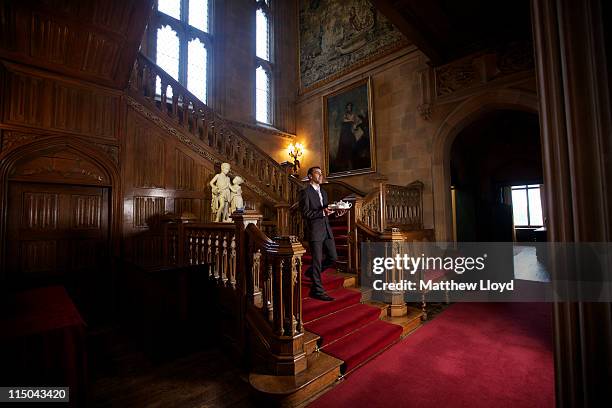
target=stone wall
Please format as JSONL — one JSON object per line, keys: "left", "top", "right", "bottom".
{"left": 213, "top": 0, "right": 297, "bottom": 135}
{"left": 295, "top": 44, "right": 538, "bottom": 238}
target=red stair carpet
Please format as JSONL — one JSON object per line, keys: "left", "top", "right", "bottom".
{"left": 308, "top": 302, "right": 554, "bottom": 408}
{"left": 301, "top": 219, "right": 403, "bottom": 373}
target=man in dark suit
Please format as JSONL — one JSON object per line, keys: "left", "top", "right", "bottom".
{"left": 299, "top": 166, "right": 346, "bottom": 301}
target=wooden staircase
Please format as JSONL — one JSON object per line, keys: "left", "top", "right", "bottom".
{"left": 249, "top": 214, "right": 423, "bottom": 407}
{"left": 127, "top": 54, "right": 433, "bottom": 408}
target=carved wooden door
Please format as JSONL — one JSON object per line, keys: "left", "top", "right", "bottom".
{"left": 6, "top": 182, "right": 110, "bottom": 318}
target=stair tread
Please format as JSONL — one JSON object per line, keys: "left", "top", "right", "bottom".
{"left": 304, "top": 303, "right": 381, "bottom": 346}
{"left": 249, "top": 351, "right": 342, "bottom": 395}
{"left": 322, "top": 319, "right": 403, "bottom": 373}
{"left": 301, "top": 264, "right": 335, "bottom": 274}
{"left": 303, "top": 330, "right": 320, "bottom": 345}
{"left": 301, "top": 272, "right": 345, "bottom": 298}
{"left": 302, "top": 269, "right": 343, "bottom": 281}
{"left": 302, "top": 288, "right": 362, "bottom": 323}
{"left": 331, "top": 226, "right": 348, "bottom": 233}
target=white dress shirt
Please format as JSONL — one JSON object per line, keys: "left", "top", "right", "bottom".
{"left": 311, "top": 183, "right": 325, "bottom": 213}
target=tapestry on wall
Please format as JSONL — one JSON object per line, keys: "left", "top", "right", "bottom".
{"left": 299, "top": 0, "right": 407, "bottom": 91}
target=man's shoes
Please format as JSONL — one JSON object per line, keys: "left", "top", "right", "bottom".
{"left": 311, "top": 293, "right": 335, "bottom": 301}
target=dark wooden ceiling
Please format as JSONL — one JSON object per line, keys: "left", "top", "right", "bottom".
{"left": 0, "top": 0, "right": 154, "bottom": 89}
{"left": 370, "top": 0, "right": 532, "bottom": 65}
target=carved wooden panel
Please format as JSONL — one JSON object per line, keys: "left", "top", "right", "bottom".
{"left": 52, "top": 81, "right": 118, "bottom": 138}
{"left": 130, "top": 234, "right": 164, "bottom": 267}
{"left": 1, "top": 131, "right": 38, "bottom": 152}
{"left": 196, "top": 165, "right": 214, "bottom": 192}
{"left": 133, "top": 196, "right": 165, "bottom": 227}
{"left": 197, "top": 166, "right": 214, "bottom": 222}
{"left": 6, "top": 182, "right": 109, "bottom": 283}
{"left": 22, "top": 192, "right": 59, "bottom": 230}
{"left": 175, "top": 149, "right": 195, "bottom": 191}
{"left": 0, "top": 0, "right": 153, "bottom": 88}
{"left": 6, "top": 72, "right": 45, "bottom": 126}
{"left": 9, "top": 148, "right": 109, "bottom": 185}
{"left": 3, "top": 68, "right": 119, "bottom": 139}
{"left": 70, "top": 239, "right": 100, "bottom": 270}
{"left": 174, "top": 198, "right": 194, "bottom": 216}
{"left": 37, "top": 0, "right": 134, "bottom": 32}
{"left": 92, "top": 142, "right": 119, "bottom": 165}
{"left": 133, "top": 126, "right": 165, "bottom": 188}
{"left": 71, "top": 194, "right": 101, "bottom": 229}
{"left": 200, "top": 199, "right": 213, "bottom": 223}
{"left": 20, "top": 240, "right": 58, "bottom": 273}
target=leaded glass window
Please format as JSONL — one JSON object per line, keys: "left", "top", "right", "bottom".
{"left": 152, "top": 0, "right": 211, "bottom": 103}
{"left": 255, "top": 1, "right": 272, "bottom": 124}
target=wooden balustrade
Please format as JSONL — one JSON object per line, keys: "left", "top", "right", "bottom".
{"left": 162, "top": 219, "right": 236, "bottom": 285}
{"left": 355, "top": 180, "right": 424, "bottom": 232}
{"left": 349, "top": 180, "right": 428, "bottom": 290}
{"left": 161, "top": 211, "right": 307, "bottom": 376}
{"left": 385, "top": 181, "right": 424, "bottom": 230}
{"left": 129, "top": 53, "right": 292, "bottom": 204}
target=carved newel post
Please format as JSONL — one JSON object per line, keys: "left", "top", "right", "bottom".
{"left": 382, "top": 228, "right": 410, "bottom": 317}
{"left": 231, "top": 210, "right": 263, "bottom": 301}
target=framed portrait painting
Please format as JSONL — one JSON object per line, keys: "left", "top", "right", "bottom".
{"left": 323, "top": 77, "right": 376, "bottom": 178}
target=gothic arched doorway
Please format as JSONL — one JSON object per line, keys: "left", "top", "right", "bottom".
{"left": 450, "top": 109, "right": 542, "bottom": 243}
{"left": 0, "top": 137, "right": 121, "bottom": 324}
{"left": 432, "top": 89, "right": 539, "bottom": 242}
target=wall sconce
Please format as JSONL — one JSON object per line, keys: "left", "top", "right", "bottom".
{"left": 287, "top": 142, "right": 304, "bottom": 174}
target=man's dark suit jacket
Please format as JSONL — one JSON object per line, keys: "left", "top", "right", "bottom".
{"left": 299, "top": 184, "right": 334, "bottom": 242}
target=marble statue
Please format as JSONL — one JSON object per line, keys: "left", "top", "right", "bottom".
{"left": 210, "top": 163, "right": 232, "bottom": 222}
{"left": 229, "top": 176, "right": 244, "bottom": 214}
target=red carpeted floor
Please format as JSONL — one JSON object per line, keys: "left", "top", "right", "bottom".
{"left": 301, "top": 220, "right": 403, "bottom": 373}
{"left": 308, "top": 302, "right": 554, "bottom": 408}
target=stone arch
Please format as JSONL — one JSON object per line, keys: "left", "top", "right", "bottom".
{"left": 0, "top": 136, "right": 122, "bottom": 275}
{"left": 432, "top": 89, "right": 539, "bottom": 241}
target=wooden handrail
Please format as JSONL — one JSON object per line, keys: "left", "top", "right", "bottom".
{"left": 129, "top": 53, "right": 292, "bottom": 205}
{"left": 161, "top": 211, "right": 307, "bottom": 376}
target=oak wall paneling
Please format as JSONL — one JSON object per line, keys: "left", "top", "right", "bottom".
{"left": 0, "top": 0, "right": 154, "bottom": 89}
{"left": 122, "top": 106, "right": 219, "bottom": 265}
{"left": 1, "top": 62, "right": 121, "bottom": 141}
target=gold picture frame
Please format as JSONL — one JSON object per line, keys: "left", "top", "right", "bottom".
{"left": 323, "top": 77, "right": 376, "bottom": 178}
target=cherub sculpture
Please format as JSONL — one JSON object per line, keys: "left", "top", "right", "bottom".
{"left": 229, "top": 176, "right": 244, "bottom": 215}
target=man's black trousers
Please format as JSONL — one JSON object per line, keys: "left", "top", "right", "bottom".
{"left": 306, "top": 236, "right": 338, "bottom": 296}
